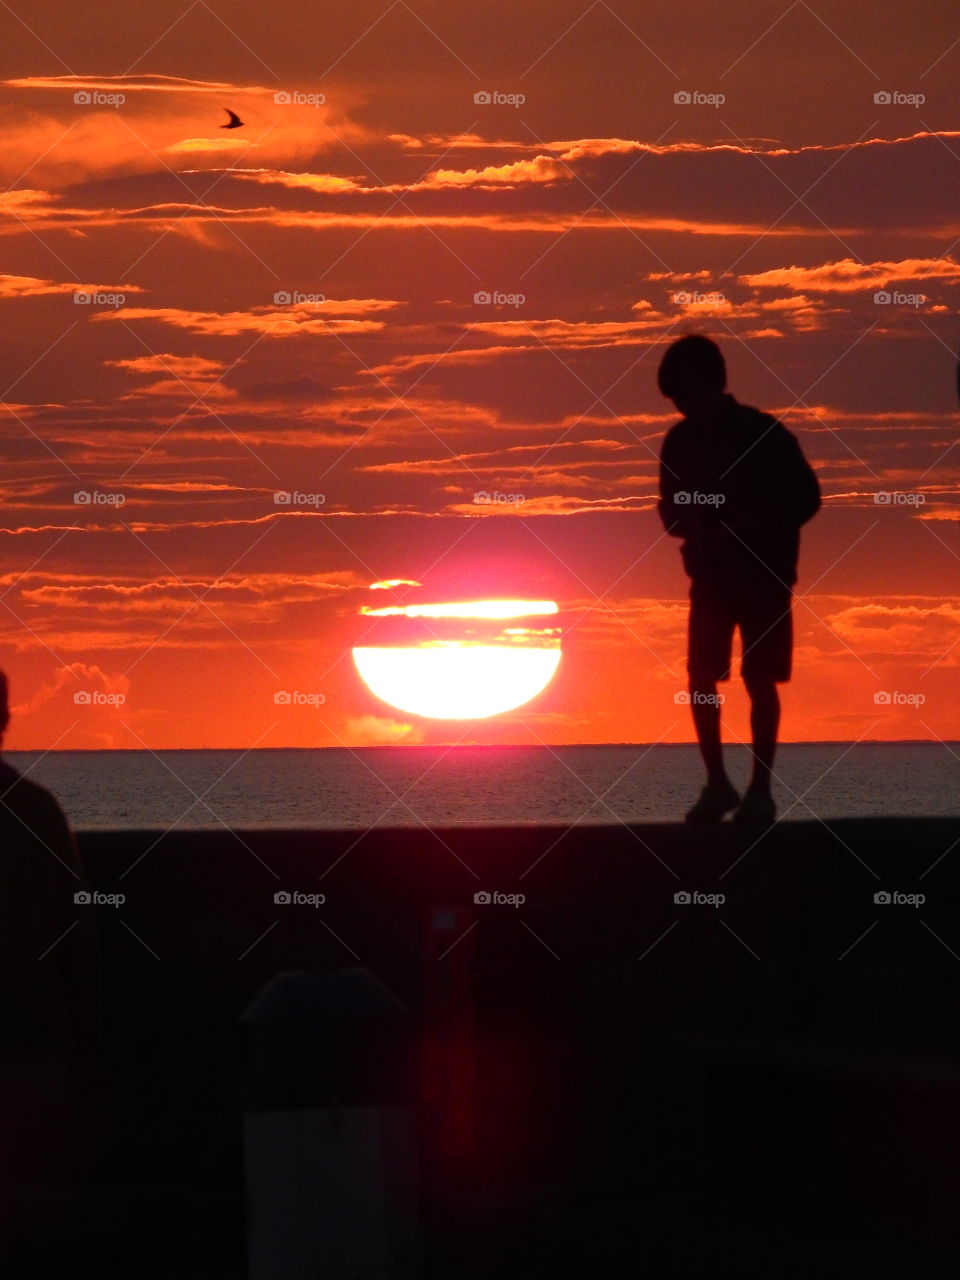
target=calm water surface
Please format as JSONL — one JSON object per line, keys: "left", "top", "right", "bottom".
{"left": 6, "top": 743, "right": 958, "bottom": 829}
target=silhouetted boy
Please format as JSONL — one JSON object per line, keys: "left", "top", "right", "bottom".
{"left": 657, "top": 335, "right": 821, "bottom": 824}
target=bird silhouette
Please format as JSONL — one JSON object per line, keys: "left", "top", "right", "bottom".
{"left": 221, "top": 108, "right": 244, "bottom": 129}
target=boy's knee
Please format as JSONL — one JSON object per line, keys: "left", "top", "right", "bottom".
{"left": 688, "top": 671, "right": 718, "bottom": 693}
{"left": 744, "top": 675, "right": 778, "bottom": 699}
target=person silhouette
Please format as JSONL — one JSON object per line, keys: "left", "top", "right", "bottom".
{"left": 0, "top": 670, "right": 99, "bottom": 1254}
{"left": 657, "top": 335, "right": 821, "bottom": 824}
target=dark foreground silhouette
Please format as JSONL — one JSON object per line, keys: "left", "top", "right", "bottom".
{"left": 0, "top": 672, "right": 99, "bottom": 1263}
{"left": 658, "top": 334, "right": 821, "bottom": 826}
{"left": 26, "top": 817, "right": 960, "bottom": 1279}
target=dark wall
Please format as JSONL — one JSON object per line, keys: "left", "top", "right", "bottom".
{"left": 56, "top": 820, "right": 960, "bottom": 1273}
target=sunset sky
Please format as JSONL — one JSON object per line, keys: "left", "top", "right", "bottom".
{"left": 0, "top": 0, "right": 958, "bottom": 749}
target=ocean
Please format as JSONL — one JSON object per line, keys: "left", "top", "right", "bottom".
{"left": 5, "top": 743, "right": 958, "bottom": 830}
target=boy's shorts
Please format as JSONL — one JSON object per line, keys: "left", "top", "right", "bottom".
{"left": 688, "top": 581, "right": 793, "bottom": 683}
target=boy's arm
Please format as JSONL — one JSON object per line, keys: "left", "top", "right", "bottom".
{"left": 782, "top": 428, "right": 821, "bottom": 526}
{"left": 657, "top": 428, "right": 696, "bottom": 539}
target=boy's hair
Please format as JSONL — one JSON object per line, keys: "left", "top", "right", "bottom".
{"left": 657, "top": 334, "right": 727, "bottom": 398}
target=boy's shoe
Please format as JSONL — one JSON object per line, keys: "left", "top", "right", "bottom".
{"left": 731, "top": 789, "right": 777, "bottom": 826}
{"left": 685, "top": 779, "right": 740, "bottom": 824}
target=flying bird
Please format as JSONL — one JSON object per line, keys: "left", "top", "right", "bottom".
{"left": 221, "top": 108, "right": 244, "bottom": 129}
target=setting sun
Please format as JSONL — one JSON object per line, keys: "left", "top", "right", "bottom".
{"left": 352, "top": 598, "right": 561, "bottom": 719}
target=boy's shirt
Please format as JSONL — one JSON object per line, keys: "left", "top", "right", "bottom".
{"left": 658, "top": 393, "right": 821, "bottom": 590}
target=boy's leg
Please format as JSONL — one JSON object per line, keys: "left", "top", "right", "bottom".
{"left": 690, "top": 678, "right": 728, "bottom": 785}
{"left": 687, "top": 585, "right": 734, "bottom": 783}
{"left": 733, "top": 590, "right": 791, "bottom": 824}
{"left": 685, "top": 586, "right": 739, "bottom": 821}
{"left": 685, "top": 679, "right": 739, "bottom": 821}
{"left": 743, "top": 676, "right": 780, "bottom": 796}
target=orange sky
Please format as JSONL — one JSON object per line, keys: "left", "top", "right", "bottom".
{"left": 0, "top": 0, "right": 958, "bottom": 749}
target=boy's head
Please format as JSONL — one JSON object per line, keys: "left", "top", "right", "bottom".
{"left": 657, "top": 334, "right": 727, "bottom": 419}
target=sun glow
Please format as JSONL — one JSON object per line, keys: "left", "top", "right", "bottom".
{"left": 352, "top": 643, "right": 561, "bottom": 719}
{"left": 352, "top": 596, "right": 562, "bottom": 720}
{"left": 360, "top": 599, "right": 558, "bottom": 619}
